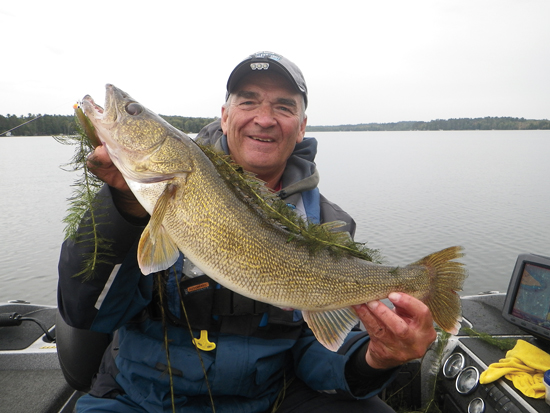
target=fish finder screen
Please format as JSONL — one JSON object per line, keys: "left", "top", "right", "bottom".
{"left": 512, "top": 263, "right": 550, "bottom": 328}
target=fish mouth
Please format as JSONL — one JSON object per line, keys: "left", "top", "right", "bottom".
{"left": 80, "top": 84, "right": 125, "bottom": 148}
{"left": 82, "top": 95, "right": 104, "bottom": 115}
{"left": 79, "top": 87, "right": 122, "bottom": 162}
{"left": 81, "top": 85, "right": 118, "bottom": 125}
{"left": 80, "top": 93, "right": 112, "bottom": 132}
{"left": 80, "top": 84, "right": 176, "bottom": 184}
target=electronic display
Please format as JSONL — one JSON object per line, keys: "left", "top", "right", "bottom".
{"left": 502, "top": 253, "right": 550, "bottom": 342}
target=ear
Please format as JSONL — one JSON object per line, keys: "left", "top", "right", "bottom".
{"left": 221, "top": 105, "right": 229, "bottom": 135}
{"left": 297, "top": 115, "right": 307, "bottom": 143}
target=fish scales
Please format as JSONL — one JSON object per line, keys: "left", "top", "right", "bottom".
{"left": 81, "top": 84, "right": 467, "bottom": 351}
{"left": 170, "top": 164, "right": 420, "bottom": 310}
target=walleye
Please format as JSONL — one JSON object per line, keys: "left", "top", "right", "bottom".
{"left": 80, "top": 84, "right": 467, "bottom": 352}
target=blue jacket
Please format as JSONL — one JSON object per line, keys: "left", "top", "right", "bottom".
{"left": 57, "top": 125, "right": 398, "bottom": 412}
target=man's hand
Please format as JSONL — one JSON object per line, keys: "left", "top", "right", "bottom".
{"left": 353, "top": 293, "right": 437, "bottom": 370}
{"left": 87, "top": 145, "right": 148, "bottom": 218}
{"left": 87, "top": 145, "right": 129, "bottom": 191}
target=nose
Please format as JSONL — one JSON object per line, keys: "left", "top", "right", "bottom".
{"left": 254, "top": 103, "right": 276, "bottom": 128}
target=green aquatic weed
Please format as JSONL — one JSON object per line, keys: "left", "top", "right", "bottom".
{"left": 199, "top": 144, "right": 382, "bottom": 264}
{"left": 54, "top": 113, "right": 113, "bottom": 280}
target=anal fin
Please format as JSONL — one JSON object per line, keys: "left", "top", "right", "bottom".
{"left": 302, "top": 307, "right": 359, "bottom": 352}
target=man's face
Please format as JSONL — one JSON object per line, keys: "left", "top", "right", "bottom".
{"left": 221, "top": 71, "right": 307, "bottom": 186}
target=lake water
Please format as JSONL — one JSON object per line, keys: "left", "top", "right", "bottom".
{"left": 1, "top": 131, "right": 549, "bottom": 306}
{"left": 0, "top": 136, "right": 75, "bottom": 305}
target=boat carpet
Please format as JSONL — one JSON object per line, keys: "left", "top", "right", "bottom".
{"left": 0, "top": 369, "right": 74, "bottom": 413}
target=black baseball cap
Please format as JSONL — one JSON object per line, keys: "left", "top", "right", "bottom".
{"left": 226, "top": 51, "right": 308, "bottom": 108}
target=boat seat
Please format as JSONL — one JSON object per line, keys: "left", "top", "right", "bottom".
{"left": 56, "top": 310, "right": 111, "bottom": 392}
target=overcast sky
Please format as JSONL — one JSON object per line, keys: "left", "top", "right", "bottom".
{"left": 1, "top": 0, "right": 549, "bottom": 125}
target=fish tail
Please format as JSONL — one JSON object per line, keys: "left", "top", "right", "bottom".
{"left": 412, "top": 246, "right": 467, "bottom": 334}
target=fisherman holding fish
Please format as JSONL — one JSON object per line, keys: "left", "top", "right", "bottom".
{"left": 58, "top": 52, "right": 457, "bottom": 412}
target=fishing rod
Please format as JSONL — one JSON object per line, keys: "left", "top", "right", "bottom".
{"left": 0, "top": 114, "right": 43, "bottom": 137}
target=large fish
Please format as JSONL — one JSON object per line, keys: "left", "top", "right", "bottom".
{"left": 80, "top": 84, "right": 467, "bottom": 351}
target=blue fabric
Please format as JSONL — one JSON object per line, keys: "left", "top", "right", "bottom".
{"left": 165, "top": 258, "right": 184, "bottom": 319}
{"left": 112, "top": 320, "right": 294, "bottom": 412}
{"left": 90, "top": 242, "right": 154, "bottom": 333}
{"left": 77, "top": 393, "right": 144, "bottom": 413}
{"left": 301, "top": 188, "right": 321, "bottom": 224}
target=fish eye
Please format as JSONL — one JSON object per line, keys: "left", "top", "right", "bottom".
{"left": 126, "top": 102, "right": 143, "bottom": 116}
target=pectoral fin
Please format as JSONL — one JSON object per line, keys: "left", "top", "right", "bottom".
{"left": 302, "top": 307, "right": 359, "bottom": 352}
{"left": 138, "top": 183, "right": 180, "bottom": 275}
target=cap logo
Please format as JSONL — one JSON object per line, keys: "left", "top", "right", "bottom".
{"left": 253, "top": 52, "right": 282, "bottom": 61}
{"left": 250, "top": 62, "right": 269, "bottom": 70}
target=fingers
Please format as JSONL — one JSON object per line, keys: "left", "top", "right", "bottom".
{"left": 388, "top": 292, "right": 435, "bottom": 330}
{"left": 86, "top": 146, "right": 129, "bottom": 191}
{"left": 354, "top": 296, "right": 409, "bottom": 337}
{"left": 353, "top": 301, "right": 385, "bottom": 336}
{"left": 353, "top": 294, "right": 438, "bottom": 370}
{"left": 87, "top": 145, "right": 112, "bottom": 171}
{"left": 85, "top": 146, "right": 147, "bottom": 219}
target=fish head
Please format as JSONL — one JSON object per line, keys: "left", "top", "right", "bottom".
{"left": 80, "top": 84, "right": 194, "bottom": 184}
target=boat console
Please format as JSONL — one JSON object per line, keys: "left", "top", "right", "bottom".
{"left": 433, "top": 252, "right": 550, "bottom": 413}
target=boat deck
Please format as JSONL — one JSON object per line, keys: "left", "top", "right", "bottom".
{"left": 0, "top": 303, "right": 79, "bottom": 413}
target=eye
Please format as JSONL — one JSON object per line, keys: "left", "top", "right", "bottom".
{"left": 126, "top": 102, "right": 143, "bottom": 116}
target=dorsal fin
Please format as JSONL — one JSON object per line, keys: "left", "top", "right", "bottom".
{"left": 198, "top": 144, "right": 381, "bottom": 263}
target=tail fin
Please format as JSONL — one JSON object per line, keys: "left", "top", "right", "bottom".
{"left": 412, "top": 246, "right": 467, "bottom": 334}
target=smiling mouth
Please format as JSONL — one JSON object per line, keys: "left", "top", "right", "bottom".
{"left": 250, "top": 136, "right": 274, "bottom": 142}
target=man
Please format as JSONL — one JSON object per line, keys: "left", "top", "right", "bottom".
{"left": 58, "top": 51, "right": 436, "bottom": 412}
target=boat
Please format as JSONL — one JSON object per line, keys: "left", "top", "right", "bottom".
{"left": 0, "top": 301, "right": 79, "bottom": 412}
{"left": 2, "top": 253, "right": 550, "bottom": 413}
{"left": 0, "top": 301, "right": 109, "bottom": 413}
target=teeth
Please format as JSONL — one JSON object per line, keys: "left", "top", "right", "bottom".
{"left": 251, "top": 136, "right": 273, "bottom": 142}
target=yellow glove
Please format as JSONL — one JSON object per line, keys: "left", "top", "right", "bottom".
{"left": 479, "top": 339, "right": 550, "bottom": 399}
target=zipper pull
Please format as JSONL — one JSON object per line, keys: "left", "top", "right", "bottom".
{"left": 193, "top": 330, "right": 216, "bottom": 351}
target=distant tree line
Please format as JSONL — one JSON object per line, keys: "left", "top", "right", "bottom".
{"left": 0, "top": 114, "right": 218, "bottom": 137}
{"left": 159, "top": 115, "right": 218, "bottom": 135}
{"left": 306, "top": 117, "right": 550, "bottom": 132}
{"left": 3, "top": 114, "right": 549, "bottom": 137}
{"left": 0, "top": 114, "right": 76, "bottom": 136}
